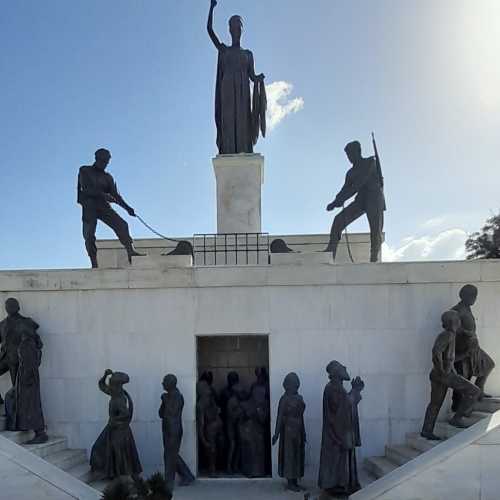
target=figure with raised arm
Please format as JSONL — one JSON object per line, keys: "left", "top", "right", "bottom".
{"left": 90, "top": 369, "right": 142, "bottom": 480}
{"left": 318, "top": 361, "right": 364, "bottom": 497}
{"left": 77, "top": 148, "right": 144, "bottom": 268}
{"left": 207, "top": 0, "right": 266, "bottom": 154}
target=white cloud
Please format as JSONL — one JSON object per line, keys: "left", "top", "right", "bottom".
{"left": 383, "top": 228, "right": 467, "bottom": 262}
{"left": 265, "top": 81, "right": 304, "bottom": 130}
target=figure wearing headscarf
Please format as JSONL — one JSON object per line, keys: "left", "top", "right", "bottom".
{"left": 0, "top": 298, "right": 39, "bottom": 405}
{"left": 272, "top": 372, "right": 306, "bottom": 492}
{"left": 207, "top": 0, "right": 266, "bottom": 154}
{"left": 90, "top": 369, "right": 142, "bottom": 480}
{"left": 15, "top": 323, "right": 48, "bottom": 444}
{"left": 318, "top": 361, "right": 364, "bottom": 497}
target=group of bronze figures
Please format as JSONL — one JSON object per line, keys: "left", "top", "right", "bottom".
{"left": 0, "top": 286, "right": 496, "bottom": 497}
{"left": 77, "top": 0, "right": 385, "bottom": 269}
{"left": 421, "top": 284, "right": 495, "bottom": 439}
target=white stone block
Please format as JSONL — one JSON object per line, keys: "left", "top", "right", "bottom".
{"left": 131, "top": 254, "right": 193, "bottom": 270}
{"left": 213, "top": 153, "right": 264, "bottom": 234}
{"left": 271, "top": 251, "right": 332, "bottom": 266}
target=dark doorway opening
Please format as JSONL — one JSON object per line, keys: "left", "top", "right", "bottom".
{"left": 196, "top": 335, "right": 271, "bottom": 478}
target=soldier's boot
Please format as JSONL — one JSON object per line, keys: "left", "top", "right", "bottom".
{"left": 125, "top": 242, "right": 146, "bottom": 264}
{"left": 421, "top": 405, "right": 442, "bottom": 440}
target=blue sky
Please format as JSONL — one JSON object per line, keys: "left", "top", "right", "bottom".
{"left": 1, "top": 0, "right": 499, "bottom": 269}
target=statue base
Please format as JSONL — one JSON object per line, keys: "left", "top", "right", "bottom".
{"left": 213, "top": 153, "right": 264, "bottom": 234}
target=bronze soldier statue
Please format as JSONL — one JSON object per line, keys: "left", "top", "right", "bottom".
{"left": 421, "top": 310, "right": 481, "bottom": 440}
{"left": 452, "top": 285, "right": 495, "bottom": 408}
{"left": 77, "top": 148, "right": 144, "bottom": 268}
{"left": 326, "top": 141, "right": 385, "bottom": 263}
{"left": 207, "top": 0, "right": 266, "bottom": 154}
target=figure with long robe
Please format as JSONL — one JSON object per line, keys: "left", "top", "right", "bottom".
{"left": 90, "top": 369, "right": 142, "bottom": 480}
{"left": 272, "top": 372, "right": 306, "bottom": 492}
{"left": 15, "top": 324, "right": 48, "bottom": 444}
{"left": 207, "top": 0, "right": 266, "bottom": 155}
{"left": 318, "top": 361, "right": 364, "bottom": 497}
{"left": 0, "top": 298, "right": 39, "bottom": 407}
{"left": 159, "top": 374, "right": 194, "bottom": 492}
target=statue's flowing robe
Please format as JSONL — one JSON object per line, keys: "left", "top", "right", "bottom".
{"left": 90, "top": 390, "right": 142, "bottom": 478}
{"left": 275, "top": 393, "right": 306, "bottom": 480}
{"left": 15, "top": 333, "right": 45, "bottom": 432}
{"left": 318, "top": 380, "right": 361, "bottom": 493}
{"left": 215, "top": 45, "right": 266, "bottom": 154}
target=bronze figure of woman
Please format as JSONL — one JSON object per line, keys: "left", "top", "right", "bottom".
{"left": 90, "top": 369, "right": 142, "bottom": 480}
{"left": 207, "top": 0, "right": 266, "bottom": 155}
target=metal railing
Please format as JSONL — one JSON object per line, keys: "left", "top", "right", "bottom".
{"left": 193, "top": 233, "right": 270, "bottom": 266}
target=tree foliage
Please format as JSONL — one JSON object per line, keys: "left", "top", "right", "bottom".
{"left": 465, "top": 213, "right": 500, "bottom": 260}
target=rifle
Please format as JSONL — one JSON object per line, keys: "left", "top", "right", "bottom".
{"left": 372, "top": 132, "right": 384, "bottom": 189}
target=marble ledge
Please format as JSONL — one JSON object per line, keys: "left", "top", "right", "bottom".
{"left": 0, "top": 259, "right": 498, "bottom": 292}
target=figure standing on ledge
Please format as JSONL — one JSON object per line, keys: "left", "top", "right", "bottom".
{"left": 207, "top": 0, "right": 266, "bottom": 154}
{"left": 452, "top": 285, "right": 495, "bottom": 408}
{"left": 272, "top": 372, "right": 306, "bottom": 492}
{"left": 159, "top": 374, "right": 195, "bottom": 492}
{"left": 90, "top": 369, "right": 142, "bottom": 480}
{"left": 325, "top": 141, "right": 386, "bottom": 263}
{"left": 15, "top": 323, "right": 48, "bottom": 444}
{"left": 77, "top": 148, "right": 144, "bottom": 269}
{"left": 0, "top": 298, "right": 39, "bottom": 408}
{"left": 318, "top": 361, "right": 364, "bottom": 497}
{"left": 421, "top": 310, "right": 481, "bottom": 440}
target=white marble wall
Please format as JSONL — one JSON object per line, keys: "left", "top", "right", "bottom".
{"left": 0, "top": 260, "right": 499, "bottom": 479}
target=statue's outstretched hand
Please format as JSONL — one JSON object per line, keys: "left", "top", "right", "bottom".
{"left": 210, "top": 0, "right": 217, "bottom": 7}
{"left": 351, "top": 376, "right": 365, "bottom": 392}
{"left": 326, "top": 202, "right": 336, "bottom": 212}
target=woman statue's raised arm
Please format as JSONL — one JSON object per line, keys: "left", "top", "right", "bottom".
{"left": 207, "top": 0, "right": 222, "bottom": 50}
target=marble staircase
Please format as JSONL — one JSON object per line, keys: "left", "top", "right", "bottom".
{"left": 0, "top": 411, "right": 110, "bottom": 493}
{"left": 362, "top": 397, "right": 500, "bottom": 482}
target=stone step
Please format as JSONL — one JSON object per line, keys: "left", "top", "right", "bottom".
{"left": 66, "top": 462, "right": 95, "bottom": 484}
{"left": 434, "top": 422, "right": 464, "bottom": 439}
{"left": 0, "top": 430, "right": 33, "bottom": 444}
{"left": 385, "top": 444, "right": 421, "bottom": 466}
{"left": 0, "top": 416, "right": 6, "bottom": 432}
{"left": 23, "top": 436, "right": 68, "bottom": 459}
{"left": 364, "top": 456, "right": 398, "bottom": 479}
{"left": 45, "top": 449, "right": 88, "bottom": 472}
{"left": 474, "top": 398, "right": 500, "bottom": 413}
{"left": 405, "top": 432, "right": 442, "bottom": 453}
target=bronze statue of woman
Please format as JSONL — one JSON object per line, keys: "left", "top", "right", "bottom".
{"left": 207, "top": 0, "right": 267, "bottom": 155}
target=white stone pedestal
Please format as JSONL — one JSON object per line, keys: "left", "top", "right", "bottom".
{"left": 271, "top": 252, "right": 333, "bottom": 266}
{"left": 131, "top": 254, "right": 193, "bottom": 269}
{"left": 213, "top": 154, "right": 264, "bottom": 234}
